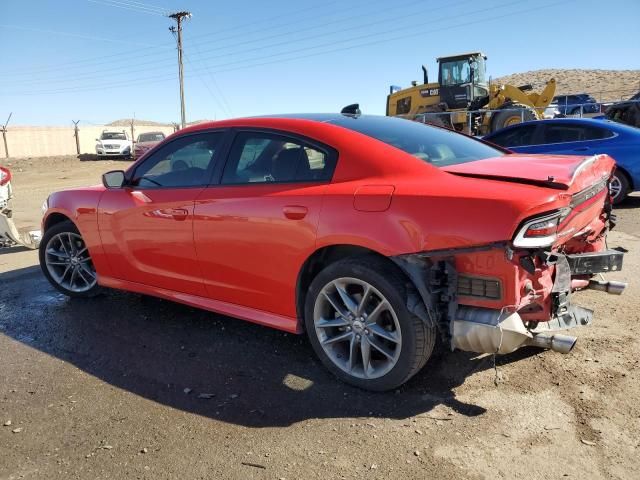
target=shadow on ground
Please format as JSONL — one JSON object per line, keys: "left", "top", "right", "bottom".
{"left": 0, "top": 265, "right": 540, "bottom": 428}
{"left": 0, "top": 245, "right": 31, "bottom": 256}
{"left": 78, "top": 154, "right": 133, "bottom": 162}
{"left": 614, "top": 194, "right": 640, "bottom": 210}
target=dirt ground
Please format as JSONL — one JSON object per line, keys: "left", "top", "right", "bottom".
{"left": 1, "top": 155, "right": 639, "bottom": 480}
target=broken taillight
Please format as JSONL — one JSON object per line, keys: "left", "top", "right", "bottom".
{"left": 524, "top": 217, "right": 560, "bottom": 238}
{"left": 513, "top": 211, "right": 563, "bottom": 248}
{"left": 0, "top": 167, "right": 11, "bottom": 186}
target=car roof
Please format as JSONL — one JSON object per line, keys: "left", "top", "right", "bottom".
{"left": 485, "top": 117, "right": 640, "bottom": 138}
{"left": 178, "top": 113, "right": 421, "bottom": 135}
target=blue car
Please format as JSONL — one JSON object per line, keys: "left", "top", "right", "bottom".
{"left": 483, "top": 118, "right": 640, "bottom": 204}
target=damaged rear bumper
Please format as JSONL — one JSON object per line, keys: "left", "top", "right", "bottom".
{"left": 393, "top": 248, "right": 626, "bottom": 356}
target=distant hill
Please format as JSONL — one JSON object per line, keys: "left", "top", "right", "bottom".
{"left": 494, "top": 69, "right": 640, "bottom": 102}
{"left": 107, "top": 119, "right": 171, "bottom": 127}
{"left": 106, "top": 118, "right": 214, "bottom": 127}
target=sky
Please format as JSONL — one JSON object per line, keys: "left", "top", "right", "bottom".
{"left": 1, "top": 0, "right": 639, "bottom": 125}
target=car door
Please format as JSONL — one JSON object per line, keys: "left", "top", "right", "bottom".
{"left": 98, "top": 130, "right": 229, "bottom": 295}
{"left": 193, "top": 129, "right": 337, "bottom": 318}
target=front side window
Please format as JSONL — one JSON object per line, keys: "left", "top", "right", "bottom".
{"left": 221, "top": 132, "right": 333, "bottom": 184}
{"left": 132, "top": 132, "right": 224, "bottom": 188}
{"left": 486, "top": 125, "right": 538, "bottom": 148}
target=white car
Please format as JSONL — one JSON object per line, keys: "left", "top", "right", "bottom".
{"left": 95, "top": 130, "right": 132, "bottom": 159}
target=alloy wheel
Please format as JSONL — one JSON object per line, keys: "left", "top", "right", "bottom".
{"left": 313, "top": 277, "right": 402, "bottom": 379}
{"left": 44, "top": 232, "right": 97, "bottom": 293}
{"left": 609, "top": 175, "right": 623, "bottom": 201}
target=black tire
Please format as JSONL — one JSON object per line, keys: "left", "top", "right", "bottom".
{"left": 39, "top": 220, "right": 102, "bottom": 298}
{"left": 304, "top": 256, "right": 436, "bottom": 391}
{"left": 490, "top": 105, "right": 536, "bottom": 132}
{"left": 610, "top": 170, "right": 630, "bottom": 205}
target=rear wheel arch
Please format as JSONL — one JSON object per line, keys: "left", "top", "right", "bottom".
{"left": 296, "top": 244, "right": 411, "bottom": 329}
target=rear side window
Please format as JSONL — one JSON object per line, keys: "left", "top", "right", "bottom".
{"left": 330, "top": 115, "right": 503, "bottom": 167}
{"left": 221, "top": 132, "right": 335, "bottom": 184}
{"left": 486, "top": 125, "right": 538, "bottom": 148}
{"left": 540, "top": 124, "right": 615, "bottom": 144}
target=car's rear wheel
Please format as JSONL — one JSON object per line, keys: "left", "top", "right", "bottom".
{"left": 609, "top": 170, "right": 630, "bottom": 205}
{"left": 39, "top": 220, "right": 101, "bottom": 297}
{"left": 305, "top": 257, "right": 436, "bottom": 391}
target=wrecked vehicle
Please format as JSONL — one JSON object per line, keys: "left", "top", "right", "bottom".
{"left": 605, "top": 91, "right": 640, "bottom": 129}
{"left": 39, "top": 113, "right": 625, "bottom": 391}
{"left": 0, "top": 166, "right": 40, "bottom": 248}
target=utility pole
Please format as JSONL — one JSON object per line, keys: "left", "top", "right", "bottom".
{"left": 129, "top": 115, "right": 135, "bottom": 159}
{"left": 72, "top": 120, "right": 81, "bottom": 155}
{"left": 168, "top": 11, "right": 191, "bottom": 129}
{"left": 1, "top": 113, "right": 12, "bottom": 159}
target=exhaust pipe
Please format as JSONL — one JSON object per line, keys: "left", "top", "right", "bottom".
{"left": 452, "top": 306, "right": 579, "bottom": 355}
{"left": 526, "top": 333, "right": 577, "bottom": 354}
{"left": 587, "top": 279, "right": 627, "bottom": 295}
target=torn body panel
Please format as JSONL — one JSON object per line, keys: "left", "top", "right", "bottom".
{"left": 392, "top": 216, "right": 625, "bottom": 356}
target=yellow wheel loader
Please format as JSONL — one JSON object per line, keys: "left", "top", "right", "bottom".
{"left": 386, "top": 52, "right": 556, "bottom": 135}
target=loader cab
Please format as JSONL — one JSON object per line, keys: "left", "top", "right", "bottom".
{"left": 437, "top": 52, "right": 488, "bottom": 110}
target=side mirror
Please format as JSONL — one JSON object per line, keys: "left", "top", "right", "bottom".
{"left": 102, "top": 170, "right": 126, "bottom": 189}
{"left": 95, "top": 138, "right": 99, "bottom": 141}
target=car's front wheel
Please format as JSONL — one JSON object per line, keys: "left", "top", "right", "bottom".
{"left": 305, "top": 257, "right": 436, "bottom": 391}
{"left": 39, "top": 220, "right": 101, "bottom": 297}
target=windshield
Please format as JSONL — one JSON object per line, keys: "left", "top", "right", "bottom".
{"left": 440, "top": 59, "right": 471, "bottom": 86}
{"left": 101, "top": 132, "right": 127, "bottom": 140}
{"left": 138, "top": 132, "right": 165, "bottom": 142}
{"left": 331, "top": 115, "right": 503, "bottom": 167}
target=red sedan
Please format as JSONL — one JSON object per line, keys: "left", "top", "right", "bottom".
{"left": 39, "top": 113, "right": 625, "bottom": 391}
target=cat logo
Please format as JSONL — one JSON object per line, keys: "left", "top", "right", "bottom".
{"left": 419, "top": 88, "right": 439, "bottom": 98}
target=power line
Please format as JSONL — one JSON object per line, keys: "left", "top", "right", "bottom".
{"left": 86, "top": 0, "right": 167, "bottom": 16}
{"left": 7, "top": 0, "right": 463, "bottom": 86}
{"left": 1, "top": 0, "right": 531, "bottom": 95}
{"left": 4, "top": 0, "right": 573, "bottom": 96}
{"left": 0, "top": 24, "right": 172, "bottom": 49}
{"left": 183, "top": 53, "right": 232, "bottom": 119}
{"left": 186, "top": 41, "right": 234, "bottom": 118}
{"left": 3, "top": 0, "right": 385, "bottom": 77}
